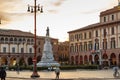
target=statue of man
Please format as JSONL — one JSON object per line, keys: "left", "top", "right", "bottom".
{"left": 46, "top": 27, "right": 49, "bottom": 37}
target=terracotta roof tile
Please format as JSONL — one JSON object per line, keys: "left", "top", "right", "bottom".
{"left": 68, "top": 20, "right": 120, "bottom": 33}
{"left": 0, "top": 29, "right": 34, "bottom": 37}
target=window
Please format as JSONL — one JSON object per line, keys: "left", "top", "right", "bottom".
{"left": 27, "top": 39, "right": 30, "bottom": 44}
{"left": 95, "top": 43, "right": 99, "bottom": 50}
{"left": 104, "top": 17, "right": 106, "bottom": 22}
{"left": 88, "top": 41, "right": 92, "bottom": 50}
{"left": 19, "top": 38, "right": 22, "bottom": 44}
{"left": 75, "top": 34, "right": 79, "bottom": 41}
{"left": 84, "top": 42, "right": 87, "bottom": 51}
{"left": 10, "top": 38, "right": 13, "bottom": 42}
{"left": 70, "top": 44, "right": 74, "bottom": 53}
{"left": 79, "top": 33, "right": 83, "bottom": 40}
{"left": 75, "top": 34, "right": 77, "bottom": 39}
{"left": 84, "top": 33, "right": 87, "bottom": 39}
{"left": 79, "top": 43, "right": 82, "bottom": 51}
{"left": 96, "top": 30, "right": 98, "bottom": 37}
{"left": 111, "top": 38, "right": 115, "bottom": 49}
{"left": 75, "top": 43, "right": 78, "bottom": 52}
{"left": 103, "top": 29, "right": 107, "bottom": 37}
{"left": 29, "top": 48, "right": 32, "bottom": 53}
{"left": 70, "top": 35, "right": 74, "bottom": 41}
{"left": 31, "top": 39, "right": 34, "bottom": 44}
{"left": 94, "top": 39, "right": 99, "bottom": 50}
{"left": 12, "top": 47, "right": 15, "bottom": 53}
{"left": 5, "top": 38, "right": 8, "bottom": 43}
{"left": 21, "top": 48, "right": 24, "bottom": 53}
{"left": 111, "top": 15, "right": 114, "bottom": 21}
{"left": 111, "top": 27, "right": 114, "bottom": 35}
{"left": 103, "top": 39, "right": 107, "bottom": 49}
{"left": 14, "top": 38, "right": 17, "bottom": 43}
{"left": 1, "top": 37, "right": 4, "bottom": 43}
{"left": 3, "top": 47, "right": 6, "bottom": 53}
{"left": 89, "top": 32, "right": 92, "bottom": 39}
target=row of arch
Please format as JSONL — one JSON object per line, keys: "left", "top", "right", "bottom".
{"left": 70, "top": 53, "right": 119, "bottom": 67}
{"left": 0, "top": 55, "right": 42, "bottom": 66}
{"left": 0, "top": 37, "right": 34, "bottom": 44}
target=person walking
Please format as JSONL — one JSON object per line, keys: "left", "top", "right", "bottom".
{"left": 113, "top": 64, "right": 119, "bottom": 78}
{"left": 0, "top": 67, "right": 6, "bottom": 80}
{"left": 16, "top": 64, "right": 20, "bottom": 74}
{"left": 55, "top": 67, "right": 60, "bottom": 80}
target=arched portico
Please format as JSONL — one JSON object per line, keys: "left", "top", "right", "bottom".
{"left": 28, "top": 57, "right": 33, "bottom": 65}
{"left": 80, "top": 55, "right": 83, "bottom": 65}
{"left": 71, "top": 56, "right": 74, "bottom": 65}
{"left": 89, "top": 55, "right": 92, "bottom": 64}
{"left": 94, "top": 54, "right": 99, "bottom": 65}
{"left": 102, "top": 53, "right": 108, "bottom": 67}
{"left": 84, "top": 55, "right": 88, "bottom": 64}
{"left": 110, "top": 53, "right": 116, "bottom": 65}
{"left": 75, "top": 55, "right": 79, "bottom": 65}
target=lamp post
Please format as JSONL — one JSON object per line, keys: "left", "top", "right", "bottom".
{"left": 27, "top": 0, "right": 43, "bottom": 78}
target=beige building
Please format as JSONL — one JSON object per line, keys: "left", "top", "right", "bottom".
{"left": 68, "top": 5, "right": 120, "bottom": 67}
{"left": 58, "top": 41, "right": 69, "bottom": 65}
{"left": 0, "top": 29, "right": 59, "bottom": 67}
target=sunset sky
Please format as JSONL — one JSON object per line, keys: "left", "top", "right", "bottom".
{"left": 0, "top": 0, "right": 118, "bottom": 41}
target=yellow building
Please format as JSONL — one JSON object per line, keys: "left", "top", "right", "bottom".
{"left": 58, "top": 41, "right": 69, "bottom": 65}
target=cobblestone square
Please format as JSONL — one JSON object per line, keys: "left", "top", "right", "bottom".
{"left": 6, "top": 69, "right": 120, "bottom": 80}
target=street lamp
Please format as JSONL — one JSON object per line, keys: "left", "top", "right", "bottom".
{"left": 27, "top": 0, "right": 43, "bottom": 78}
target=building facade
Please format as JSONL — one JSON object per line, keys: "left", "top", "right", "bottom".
{"left": 0, "top": 29, "right": 59, "bottom": 67}
{"left": 58, "top": 41, "right": 69, "bottom": 65}
{"left": 68, "top": 5, "right": 120, "bottom": 67}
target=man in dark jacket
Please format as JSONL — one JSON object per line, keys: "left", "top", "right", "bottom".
{"left": 0, "top": 67, "right": 6, "bottom": 80}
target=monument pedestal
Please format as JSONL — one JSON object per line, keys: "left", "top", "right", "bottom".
{"left": 37, "top": 27, "right": 60, "bottom": 67}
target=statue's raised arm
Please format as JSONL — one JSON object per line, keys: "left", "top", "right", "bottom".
{"left": 46, "top": 27, "right": 49, "bottom": 37}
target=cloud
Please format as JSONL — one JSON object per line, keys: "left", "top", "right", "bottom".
{"left": 46, "top": 0, "right": 67, "bottom": 13}
{"left": 0, "top": 0, "right": 23, "bottom": 23}
{"left": 49, "top": 0, "right": 66, "bottom": 6}
{"left": 47, "top": 10, "right": 58, "bottom": 13}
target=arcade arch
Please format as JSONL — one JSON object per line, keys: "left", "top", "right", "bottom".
{"left": 71, "top": 56, "right": 74, "bottom": 65}
{"left": 27, "top": 57, "right": 33, "bottom": 65}
{"left": 102, "top": 53, "right": 108, "bottom": 66}
{"left": 80, "top": 55, "right": 83, "bottom": 65}
{"left": 94, "top": 54, "right": 99, "bottom": 65}
{"left": 75, "top": 55, "right": 79, "bottom": 65}
{"left": 110, "top": 53, "right": 116, "bottom": 65}
{"left": 84, "top": 55, "right": 88, "bottom": 64}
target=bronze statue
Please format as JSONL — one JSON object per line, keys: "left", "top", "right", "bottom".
{"left": 46, "top": 27, "right": 49, "bottom": 37}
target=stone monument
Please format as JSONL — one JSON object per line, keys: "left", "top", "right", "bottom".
{"left": 37, "top": 27, "right": 60, "bottom": 67}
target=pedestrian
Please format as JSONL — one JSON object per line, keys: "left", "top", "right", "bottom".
{"left": 16, "top": 64, "right": 20, "bottom": 74}
{"left": 0, "top": 67, "right": 6, "bottom": 80}
{"left": 55, "top": 67, "right": 60, "bottom": 80}
{"left": 113, "top": 64, "right": 119, "bottom": 78}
